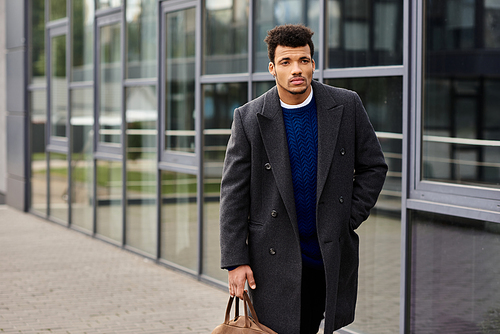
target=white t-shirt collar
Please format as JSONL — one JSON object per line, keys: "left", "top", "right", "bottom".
{"left": 280, "top": 87, "right": 314, "bottom": 109}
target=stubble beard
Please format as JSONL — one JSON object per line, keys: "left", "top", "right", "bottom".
{"left": 276, "top": 78, "right": 309, "bottom": 97}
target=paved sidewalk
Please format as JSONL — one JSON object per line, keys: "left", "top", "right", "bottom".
{"left": 0, "top": 206, "right": 229, "bottom": 334}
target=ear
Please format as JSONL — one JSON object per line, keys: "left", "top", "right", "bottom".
{"left": 268, "top": 62, "right": 275, "bottom": 77}
{"left": 312, "top": 59, "right": 316, "bottom": 72}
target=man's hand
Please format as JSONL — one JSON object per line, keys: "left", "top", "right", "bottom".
{"left": 228, "top": 265, "right": 256, "bottom": 299}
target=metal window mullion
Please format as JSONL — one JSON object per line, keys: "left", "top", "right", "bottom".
{"left": 121, "top": 5, "right": 127, "bottom": 249}
{"left": 248, "top": 0, "right": 254, "bottom": 100}
{"left": 93, "top": 4, "right": 98, "bottom": 236}
{"left": 156, "top": 0, "right": 163, "bottom": 262}
{"left": 67, "top": 0, "right": 73, "bottom": 227}
{"left": 195, "top": 0, "right": 204, "bottom": 278}
{"left": 318, "top": 0, "right": 325, "bottom": 83}
{"left": 401, "top": 0, "right": 414, "bottom": 332}
{"left": 45, "top": 0, "right": 51, "bottom": 217}
{"left": 323, "top": 66, "right": 404, "bottom": 79}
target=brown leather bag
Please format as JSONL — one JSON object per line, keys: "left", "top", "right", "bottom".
{"left": 211, "top": 291, "right": 278, "bottom": 333}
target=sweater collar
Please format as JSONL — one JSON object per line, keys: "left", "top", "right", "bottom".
{"left": 280, "top": 87, "right": 314, "bottom": 109}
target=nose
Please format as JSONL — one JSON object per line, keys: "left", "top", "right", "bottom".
{"left": 291, "top": 61, "right": 302, "bottom": 75}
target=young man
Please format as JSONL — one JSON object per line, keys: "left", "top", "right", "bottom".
{"left": 219, "top": 24, "right": 388, "bottom": 334}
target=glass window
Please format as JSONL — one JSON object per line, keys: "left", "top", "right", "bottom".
{"left": 326, "top": 0, "right": 403, "bottom": 68}
{"left": 254, "top": 81, "right": 275, "bottom": 98}
{"left": 96, "top": 160, "right": 123, "bottom": 243}
{"left": 204, "top": 0, "right": 249, "bottom": 74}
{"left": 410, "top": 211, "right": 500, "bottom": 333}
{"left": 70, "top": 88, "right": 94, "bottom": 232}
{"left": 30, "top": 90, "right": 48, "bottom": 215}
{"left": 160, "top": 171, "right": 198, "bottom": 271}
{"left": 326, "top": 77, "right": 402, "bottom": 334}
{"left": 164, "top": 7, "right": 196, "bottom": 153}
{"left": 96, "top": 0, "right": 122, "bottom": 10}
{"left": 49, "top": 152, "right": 68, "bottom": 224}
{"left": 254, "top": 0, "right": 320, "bottom": 72}
{"left": 126, "top": 0, "right": 157, "bottom": 79}
{"left": 422, "top": 0, "right": 500, "bottom": 188}
{"left": 49, "top": 0, "right": 66, "bottom": 21}
{"left": 125, "top": 86, "right": 157, "bottom": 255}
{"left": 30, "top": 0, "right": 46, "bottom": 85}
{"left": 202, "top": 82, "right": 248, "bottom": 281}
{"left": 71, "top": 0, "right": 94, "bottom": 82}
{"left": 50, "top": 34, "right": 68, "bottom": 138}
{"left": 98, "top": 22, "right": 122, "bottom": 146}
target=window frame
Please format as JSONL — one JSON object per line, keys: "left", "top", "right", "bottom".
{"left": 158, "top": 0, "right": 200, "bottom": 171}
{"left": 95, "top": 12, "right": 123, "bottom": 157}
{"left": 408, "top": 0, "right": 500, "bottom": 223}
{"left": 46, "top": 23, "right": 69, "bottom": 150}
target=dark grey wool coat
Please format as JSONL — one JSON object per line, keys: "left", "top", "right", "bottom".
{"left": 220, "top": 80, "right": 388, "bottom": 334}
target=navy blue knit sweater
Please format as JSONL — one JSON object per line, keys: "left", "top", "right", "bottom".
{"left": 282, "top": 95, "right": 323, "bottom": 270}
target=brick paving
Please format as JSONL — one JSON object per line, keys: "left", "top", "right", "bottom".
{"left": 0, "top": 205, "right": 229, "bottom": 334}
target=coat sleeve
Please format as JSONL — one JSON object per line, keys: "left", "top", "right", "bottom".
{"left": 350, "top": 93, "right": 388, "bottom": 229}
{"left": 219, "top": 108, "right": 252, "bottom": 268}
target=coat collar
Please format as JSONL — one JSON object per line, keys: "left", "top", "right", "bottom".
{"left": 256, "top": 81, "right": 344, "bottom": 232}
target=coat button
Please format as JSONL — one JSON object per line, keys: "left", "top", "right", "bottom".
{"left": 269, "top": 248, "right": 276, "bottom": 255}
{"left": 339, "top": 196, "right": 344, "bottom": 204}
{"left": 271, "top": 210, "right": 278, "bottom": 218}
{"left": 264, "top": 163, "right": 272, "bottom": 170}
{"left": 340, "top": 148, "right": 346, "bottom": 156}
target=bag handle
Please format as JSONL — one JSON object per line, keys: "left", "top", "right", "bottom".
{"left": 223, "top": 291, "right": 268, "bottom": 331}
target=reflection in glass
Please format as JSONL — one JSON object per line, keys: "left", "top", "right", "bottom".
{"left": 30, "top": 90, "right": 48, "bottom": 215}
{"left": 49, "top": 0, "right": 66, "bottom": 21}
{"left": 326, "top": 0, "right": 403, "bottom": 68}
{"left": 51, "top": 34, "right": 67, "bottom": 138}
{"left": 72, "top": 0, "right": 94, "bottom": 82}
{"left": 99, "top": 23, "right": 122, "bottom": 145}
{"left": 96, "top": 0, "right": 122, "bottom": 10}
{"left": 125, "top": 86, "right": 157, "bottom": 255}
{"left": 202, "top": 82, "right": 248, "bottom": 281}
{"left": 326, "top": 77, "right": 402, "bottom": 334}
{"left": 49, "top": 152, "right": 68, "bottom": 224}
{"left": 204, "top": 0, "right": 249, "bottom": 74}
{"left": 254, "top": 81, "right": 275, "bottom": 98}
{"left": 96, "top": 160, "right": 122, "bottom": 243}
{"left": 423, "top": 0, "right": 500, "bottom": 187}
{"left": 71, "top": 88, "right": 94, "bottom": 232}
{"left": 164, "top": 8, "right": 196, "bottom": 153}
{"left": 410, "top": 211, "right": 500, "bottom": 333}
{"left": 254, "top": 0, "right": 320, "bottom": 72}
{"left": 126, "top": 0, "right": 157, "bottom": 79}
{"left": 160, "top": 171, "right": 198, "bottom": 271}
{"left": 30, "top": 0, "right": 45, "bottom": 85}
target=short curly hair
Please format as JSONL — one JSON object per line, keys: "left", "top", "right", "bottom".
{"left": 264, "top": 24, "right": 315, "bottom": 64}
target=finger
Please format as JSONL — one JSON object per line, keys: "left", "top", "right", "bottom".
{"left": 236, "top": 282, "right": 245, "bottom": 299}
{"left": 247, "top": 271, "right": 256, "bottom": 290}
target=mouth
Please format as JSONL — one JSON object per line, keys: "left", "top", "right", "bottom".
{"left": 290, "top": 77, "right": 305, "bottom": 85}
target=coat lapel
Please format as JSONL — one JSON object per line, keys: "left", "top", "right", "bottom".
{"left": 255, "top": 82, "right": 343, "bottom": 237}
{"left": 257, "top": 87, "right": 299, "bottom": 239}
{"left": 312, "top": 81, "right": 344, "bottom": 202}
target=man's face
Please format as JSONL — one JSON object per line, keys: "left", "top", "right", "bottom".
{"left": 268, "top": 44, "right": 315, "bottom": 105}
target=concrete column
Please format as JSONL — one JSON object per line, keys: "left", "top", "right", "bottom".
{"left": 5, "top": 0, "right": 27, "bottom": 211}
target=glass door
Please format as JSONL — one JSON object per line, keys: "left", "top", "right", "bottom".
{"left": 47, "top": 25, "right": 69, "bottom": 225}
{"left": 159, "top": 1, "right": 199, "bottom": 271}
{"left": 95, "top": 13, "right": 124, "bottom": 243}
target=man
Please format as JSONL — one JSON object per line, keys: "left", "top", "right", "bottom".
{"left": 219, "top": 24, "right": 387, "bottom": 334}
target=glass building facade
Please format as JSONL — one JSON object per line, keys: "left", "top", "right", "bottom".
{"left": 2, "top": 0, "right": 498, "bottom": 333}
